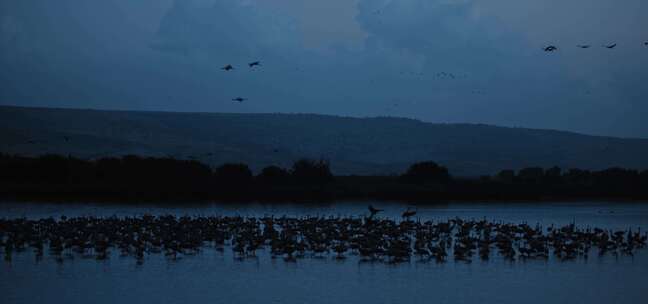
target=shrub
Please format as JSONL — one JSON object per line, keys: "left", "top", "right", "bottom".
{"left": 291, "top": 159, "right": 333, "bottom": 183}
{"left": 257, "top": 165, "right": 291, "bottom": 183}
{"left": 401, "top": 161, "right": 450, "bottom": 183}
{"left": 214, "top": 163, "right": 253, "bottom": 184}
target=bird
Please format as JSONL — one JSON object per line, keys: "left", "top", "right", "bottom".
{"left": 402, "top": 208, "right": 417, "bottom": 219}
{"left": 644, "top": 42, "right": 648, "bottom": 46}
{"left": 222, "top": 64, "right": 234, "bottom": 71}
{"left": 63, "top": 136, "right": 70, "bottom": 142}
{"left": 368, "top": 205, "right": 383, "bottom": 217}
{"left": 543, "top": 45, "right": 558, "bottom": 52}
{"left": 232, "top": 97, "right": 247, "bottom": 102}
{"left": 248, "top": 61, "right": 261, "bottom": 68}
{"left": 603, "top": 43, "right": 617, "bottom": 49}
{"left": 577, "top": 45, "right": 590, "bottom": 49}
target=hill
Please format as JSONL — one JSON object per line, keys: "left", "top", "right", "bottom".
{"left": 2, "top": 105, "right": 648, "bottom": 176}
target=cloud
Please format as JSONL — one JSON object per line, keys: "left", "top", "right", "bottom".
{"left": 152, "top": 0, "right": 300, "bottom": 60}
{"left": 353, "top": 0, "right": 648, "bottom": 136}
{"left": 0, "top": 0, "right": 647, "bottom": 137}
{"left": 244, "top": 0, "right": 368, "bottom": 50}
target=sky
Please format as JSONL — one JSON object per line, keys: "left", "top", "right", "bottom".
{"left": 1, "top": 0, "right": 647, "bottom": 138}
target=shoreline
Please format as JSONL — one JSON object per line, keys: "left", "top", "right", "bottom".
{"left": 2, "top": 193, "right": 648, "bottom": 205}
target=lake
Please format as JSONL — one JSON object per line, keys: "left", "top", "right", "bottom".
{"left": 2, "top": 200, "right": 648, "bottom": 304}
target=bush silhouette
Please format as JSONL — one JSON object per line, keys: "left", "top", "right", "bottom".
{"left": 544, "top": 166, "right": 562, "bottom": 184}
{"left": 291, "top": 159, "right": 333, "bottom": 183}
{"left": 401, "top": 161, "right": 450, "bottom": 183}
{"left": 517, "top": 167, "right": 544, "bottom": 183}
{"left": 496, "top": 170, "right": 515, "bottom": 182}
{"left": 1, "top": 153, "right": 647, "bottom": 201}
{"left": 214, "top": 163, "right": 253, "bottom": 184}
{"left": 257, "top": 165, "right": 291, "bottom": 183}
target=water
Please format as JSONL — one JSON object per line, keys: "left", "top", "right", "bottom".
{"left": 2, "top": 200, "right": 648, "bottom": 304}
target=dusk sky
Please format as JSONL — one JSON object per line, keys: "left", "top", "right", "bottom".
{"left": 1, "top": 0, "right": 647, "bottom": 137}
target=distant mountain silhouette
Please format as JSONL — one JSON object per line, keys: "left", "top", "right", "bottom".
{"left": 2, "top": 105, "right": 648, "bottom": 176}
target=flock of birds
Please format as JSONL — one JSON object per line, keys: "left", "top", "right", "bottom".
{"left": 544, "top": 42, "right": 648, "bottom": 52}
{"left": 2, "top": 206, "right": 646, "bottom": 265}
{"left": 224, "top": 41, "right": 648, "bottom": 104}
{"left": 222, "top": 61, "right": 262, "bottom": 103}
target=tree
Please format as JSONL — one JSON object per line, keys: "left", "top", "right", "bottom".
{"left": 544, "top": 166, "right": 562, "bottom": 184}
{"left": 257, "top": 165, "right": 290, "bottom": 183}
{"left": 563, "top": 168, "right": 592, "bottom": 185}
{"left": 496, "top": 170, "right": 515, "bottom": 182}
{"left": 291, "top": 159, "right": 333, "bottom": 183}
{"left": 401, "top": 161, "right": 450, "bottom": 183}
{"left": 214, "top": 163, "right": 252, "bottom": 184}
{"left": 517, "top": 167, "right": 544, "bottom": 183}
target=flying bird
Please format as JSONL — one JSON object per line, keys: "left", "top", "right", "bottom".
{"left": 603, "top": 43, "right": 617, "bottom": 49}
{"left": 543, "top": 45, "right": 558, "bottom": 52}
{"left": 222, "top": 64, "right": 234, "bottom": 71}
{"left": 248, "top": 61, "right": 261, "bottom": 68}
{"left": 232, "top": 97, "right": 247, "bottom": 102}
{"left": 577, "top": 45, "right": 590, "bottom": 49}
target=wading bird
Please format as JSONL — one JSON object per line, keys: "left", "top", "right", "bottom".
{"left": 368, "top": 205, "right": 384, "bottom": 217}
{"left": 402, "top": 208, "right": 417, "bottom": 219}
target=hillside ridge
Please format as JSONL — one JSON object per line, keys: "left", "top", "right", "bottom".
{"left": 2, "top": 105, "right": 648, "bottom": 176}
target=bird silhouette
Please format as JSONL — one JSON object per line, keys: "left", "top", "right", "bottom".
{"left": 644, "top": 42, "right": 648, "bottom": 46}
{"left": 368, "top": 205, "right": 383, "bottom": 217}
{"left": 248, "top": 61, "right": 261, "bottom": 68}
{"left": 232, "top": 97, "right": 247, "bottom": 102}
{"left": 402, "top": 208, "right": 417, "bottom": 219}
{"left": 222, "top": 64, "right": 234, "bottom": 71}
{"left": 543, "top": 46, "right": 558, "bottom": 52}
{"left": 603, "top": 43, "right": 617, "bottom": 49}
{"left": 577, "top": 45, "right": 590, "bottom": 49}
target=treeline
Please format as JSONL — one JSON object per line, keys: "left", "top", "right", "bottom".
{"left": 0, "top": 154, "right": 647, "bottom": 201}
